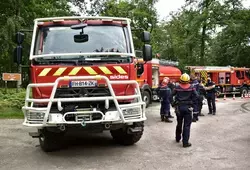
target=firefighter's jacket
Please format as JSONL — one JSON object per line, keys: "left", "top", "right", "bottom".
{"left": 191, "top": 79, "right": 199, "bottom": 92}
{"left": 197, "top": 83, "right": 207, "bottom": 101}
{"left": 171, "top": 84, "right": 199, "bottom": 113}
{"left": 205, "top": 81, "right": 216, "bottom": 97}
{"left": 158, "top": 84, "right": 172, "bottom": 104}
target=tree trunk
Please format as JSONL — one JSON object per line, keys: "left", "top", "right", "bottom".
{"left": 200, "top": 23, "right": 206, "bottom": 65}
{"left": 200, "top": 0, "right": 209, "bottom": 66}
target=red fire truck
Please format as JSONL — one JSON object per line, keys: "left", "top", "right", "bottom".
{"left": 13, "top": 16, "right": 153, "bottom": 152}
{"left": 136, "top": 57, "right": 181, "bottom": 102}
{"left": 187, "top": 66, "right": 250, "bottom": 96}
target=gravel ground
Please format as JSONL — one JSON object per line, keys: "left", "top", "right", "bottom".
{"left": 0, "top": 98, "right": 249, "bottom": 170}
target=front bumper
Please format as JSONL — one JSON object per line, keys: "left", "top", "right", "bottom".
{"left": 22, "top": 75, "right": 146, "bottom": 128}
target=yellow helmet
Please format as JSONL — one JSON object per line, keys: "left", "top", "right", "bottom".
{"left": 180, "top": 73, "right": 190, "bottom": 84}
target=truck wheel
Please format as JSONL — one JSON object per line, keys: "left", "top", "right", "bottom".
{"left": 38, "top": 128, "right": 65, "bottom": 152}
{"left": 241, "top": 87, "right": 248, "bottom": 96}
{"left": 142, "top": 91, "right": 150, "bottom": 108}
{"left": 110, "top": 122, "right": 144, "bottom": 146}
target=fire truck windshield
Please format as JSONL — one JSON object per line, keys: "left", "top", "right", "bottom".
{"left": 34, "top": 25, "right": 129, "bottom": 60}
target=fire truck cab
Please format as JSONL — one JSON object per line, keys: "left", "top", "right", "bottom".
{"left": 13, "top": 16, "right": 153, "bottom": 152}
{"left": 187, "top": 66, "right": 250, "bottom": 96}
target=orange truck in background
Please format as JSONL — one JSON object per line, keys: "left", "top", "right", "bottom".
{"left": 13, "top": 16, "right": 153, "bottom": 152}
{"left": 186, "top": 66, "right": 250, "bottom": 96}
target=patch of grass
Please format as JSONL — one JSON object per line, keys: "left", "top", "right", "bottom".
{"left": 0, "top": 107, "right": 23, "bottom": 119}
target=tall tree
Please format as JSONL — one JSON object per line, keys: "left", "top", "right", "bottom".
{"left": 0, "top": 0, "right": 73, "bottom": 80}
{"left": 100, "top": 0, "right": 158, "bottom": 50}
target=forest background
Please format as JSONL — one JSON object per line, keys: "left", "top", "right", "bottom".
{"left": 0, "top": 0, "right": 249, "bottom": 87}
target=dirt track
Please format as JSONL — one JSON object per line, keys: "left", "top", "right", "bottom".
{"left": 0, "top": 98, "right": 249, "bottom": 170}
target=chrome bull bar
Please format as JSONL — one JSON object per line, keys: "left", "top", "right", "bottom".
{"left": 22, "top": 75, "right": 146, "bottom": 127}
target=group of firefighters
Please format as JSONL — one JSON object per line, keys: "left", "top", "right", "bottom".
{"left": 157, "top": 73, "right": 217, "bottom": 148}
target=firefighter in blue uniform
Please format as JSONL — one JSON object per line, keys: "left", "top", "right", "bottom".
{"left": 205, "top": 77, "right": 216, "bottom": 115}
{"left": 197, "top": 79, "right": 206, "bottom": 117}
{"left": 171, "top": 73, "right": 199, "bottom": 148}
{"left": 158, "top": 77, "right": 173, "bottom": 123}
{"left": 190, "top": 75, "right": 200, "bottom": 122}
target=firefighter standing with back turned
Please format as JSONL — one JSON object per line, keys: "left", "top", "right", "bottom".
{"left": 190, "top": 75, "right": 200, "bottom": 122}
{"left": 197, "top": 79, "right": 206, "bottom": 117}
{"left": 158, "top": 77, "right": 173, "bottom": 123}
{"left": 171, "top": 73, "right": 199, "bottom": 148}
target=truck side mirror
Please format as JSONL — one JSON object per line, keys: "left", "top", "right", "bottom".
{"left": 15, "top": 32, "right": 25, "bottom": 44}
{"left": 141, "top": 31, "right": 150, "bottom": 43}
{"left": 13, "top": 45, "right": 23, "bottom": 65}
{"left": 143, "top": 44, "right": 152, "bottom": 62}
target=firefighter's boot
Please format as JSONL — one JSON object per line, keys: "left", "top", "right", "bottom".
{"left": 183, "top": 143, "right": 192, "bottom": 148}
{"left": 164, "top": 116, "right": 173, "bottom": 123}
{"left": 192, "top": 114, "right": 198, "bottom": 122}
{"left": 168, "top": 115, "right": 174, "bottom": 118}
{"left": 198, "top": 112, "right": 205, "bottom": 116}
{"left": 161, "top": 115, "right": 165, "bottom": 122}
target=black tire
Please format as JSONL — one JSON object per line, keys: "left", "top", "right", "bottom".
{"left": 142, "top": 91, "right": 151, "bottom": 108}
{"left": 38, "top": 128, "right": 65, "bottom": 152}
{"left": 241, "top": 87, "right": 248, "bottom": 96}
{"left": 110, "top": 122, "right": 144, "bottom": 146}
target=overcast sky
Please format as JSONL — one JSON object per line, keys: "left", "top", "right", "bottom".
{"left": 155, "top": 0, "right": 250, "bottom": 20}
{"left": 155, "top": 0, "right": 185, "bottom": 20}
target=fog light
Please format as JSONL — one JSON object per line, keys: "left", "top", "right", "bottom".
{"left": 104, "top": 111, "right": 119, "bottom": 121}
{"left": 27, "top": 112, "right": 45, "bottom": 120}
{"left": 123, "top": 107, "right": 140, "bottom": 115}
{"left": 36, "top": 112, "right": 44, "bottom": 119}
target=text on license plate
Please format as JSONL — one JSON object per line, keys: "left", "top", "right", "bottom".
{"left": 70, "top": 80, "right": 97, "bottom": 87}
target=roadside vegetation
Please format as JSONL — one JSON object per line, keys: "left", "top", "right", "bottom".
{"left": 0, "top": 88, "right": 25, "bottom": 118}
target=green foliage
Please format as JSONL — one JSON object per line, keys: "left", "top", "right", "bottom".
{"left": 152, "top": 0, "right": 249, "bottom": 68}
{"left": 100, "top": 0, "right": 158, "bottom": 50}
{"left": 0, "top": 88, "right": 26, "bottom": 109}
{"left": 0, "top": 88, "right": 25, "bottom": 118}
{"left": 211, "top": 8, "right": 250, "bottom": 67}
{"left": 0, "top": 0, "right": 73, "bottom": 79}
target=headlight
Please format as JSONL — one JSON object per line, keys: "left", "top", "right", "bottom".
{"left": 123, "top": 107, "right": 141, "bottom": 115}
{"left": 27, "top": 112, "right": 45, "bottom": 120}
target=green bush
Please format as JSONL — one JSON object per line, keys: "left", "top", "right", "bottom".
{"left": 0, "top": 88, "right": 26, "bottom": 109}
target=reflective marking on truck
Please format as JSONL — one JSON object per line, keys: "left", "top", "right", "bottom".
{"left": 38, "top": 68, "right": 52, "bottom": 76}
{"left": 113, "top": 66, "right": 127, "bottom": 74}
{"left": 83, "top": 67, "right": 97, "bottom": 75}
{"left": 99, "top": 66, "right": 112, "bottom": 74}
{"left": 38, "top": 66, "right": 128, "bottom": 76}
{"left": 200, "top": 71, "right": 207, "bottom": 83}
{"left": 53, "top": 68, "right": 67, "bottom": 76}
{"left": 69, "top": 67, "right": 82, "bottom": 75}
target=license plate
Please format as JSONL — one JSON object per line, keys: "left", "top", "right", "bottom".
{"left": 70, "top": 80, "right": 97, "bottom": 87}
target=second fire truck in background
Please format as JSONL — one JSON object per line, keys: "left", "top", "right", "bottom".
{"left": 187, "top": 66, "right": 250, "bottom": 96}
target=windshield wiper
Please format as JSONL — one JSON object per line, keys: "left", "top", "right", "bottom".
{"left": 34, "top": 59, "right": 78, "bottom": 66}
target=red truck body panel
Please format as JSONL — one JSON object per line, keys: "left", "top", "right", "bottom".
{"left": 31, "top": 64, "right": 136, "bottom": 99}
{"left": 159, "top": 65, "right": 182, "bottom": 83}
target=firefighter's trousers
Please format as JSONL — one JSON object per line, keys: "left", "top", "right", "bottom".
{"left": 198, "top": 100, "right": 203, "bottom": 114}
{"left": 160, "top": 100, "right": 170, "bottom": 116}
{"left": 207, "top": 93, "right": 216, "bottom": 113}
{"left": 175, "top": 105, "right": 192, "bottom": 144}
